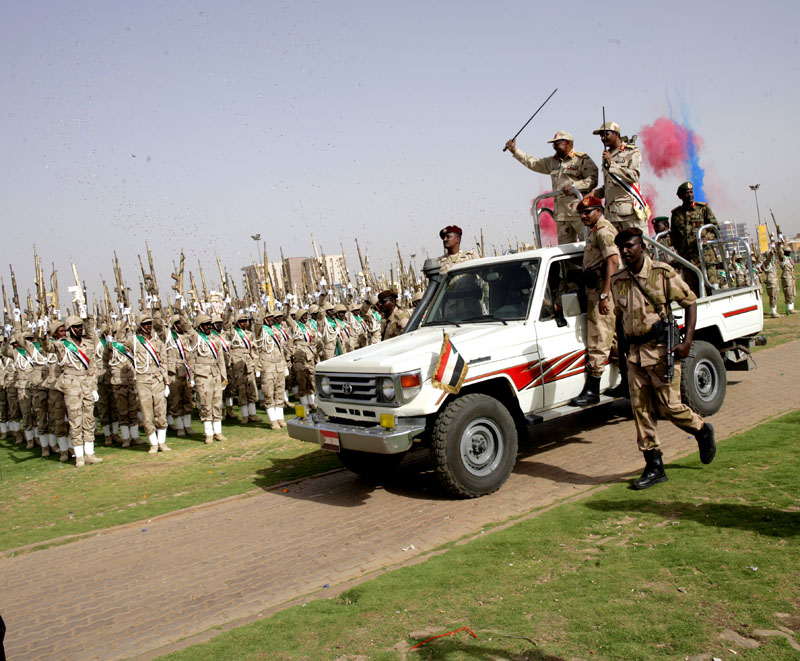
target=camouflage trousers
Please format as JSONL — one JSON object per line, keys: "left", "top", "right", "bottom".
{"left": 6, "top": 386, "right": 19, "bottom": 422}
{"left": 195, "top": 373, "right": 223, "bottom": 422}
{"left": 782, "top": 271, "right": 796, "bottom": 304}
{"left": 47, "top": 389, "right": 68, "bottom": 436}
{"left": 112, "top": 383, "right": 139, "bottom": 427}
{"left": 0, "top": 387, "right": 6, "bottom": 423}
{"left": 96, "top": 381, "right": 115, "bottom": 426}
{"left": 16, "top": 384, "right": 34, "bottom": 431}
{"left": 294, "top": 365, "right": 315, "bottom": 397}
{"left": 766, "top": 282, "right": 779, "bottom": 309}
{"left": 232, "top": 361, "right": 258, "bottom": 406}
{"left": 62, "top": 375, "right": 96, "bottom": 447}
{"left": 556, "top": 217, "right": 586, "bottom": 244}
{"left": 34, "top": 386, "right": 49, "bottom": 433}
{"left": 167, "top": 372, "right": 194, "bottom": 417}
{"left": 260, "top": 367, "right": 286, "bottom": 408}
{"left": 627, "top": 357, "right": 703, "bottom": 452}
{"left": 586, "top": 288, "right": 616, "bottom": 378}
{"left": 135, "top": 375, "right": 167, "bottom": 436}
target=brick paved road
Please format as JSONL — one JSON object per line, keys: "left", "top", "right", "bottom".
{"left": 2, "top": 340, "right": 798, "bottom": 660}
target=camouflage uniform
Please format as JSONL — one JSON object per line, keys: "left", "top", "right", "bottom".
{"left": 600, "top": 142, "right": 644, "bottom": 231}
{"left": 107, "top": 324, "right": 140, "bottom": 446}
{"left": 438, "top": 250, "right": 476, "bottom": 274}
{"left": 0, "top": 352, "right": 9, "bottom": 439}
{"left": 361, "top": 301, "right": 383, "bottom": 345}
{"left": 669, "top": 202, "right": 720, "bottom": 294}
{"left": 512, "top": 148, "right": 598, "bottom": 243}
{"left": 382, "top": 306, "right": 411, "bottom": 340}
{"left": 255, "top": 317, "right": 287, "bottom": 429}
{"left": 777, "top": 246, "right": 796, "bottom": 310}
{"left": 289, "top": 314, "right": 318, "bottom": 409}
{"left": 163, "top": 316, "right": 194, "bottom": 435}
{"left": 126, "top": 317, "right": 170, "bottom": 451}
{"left": 583, "top": 216, "right": 619, "bottom": 378}
{"left": 186, "top": 317, "right": 228, "bottom": 442}
{"left": 5, "top": 334, "right": 36, "bottom": 446}
{"left": 612, "top": 256, "right": 704, "bottom": 451}
{"left": 229, "top": 318, "right": 259, "bottom": 421}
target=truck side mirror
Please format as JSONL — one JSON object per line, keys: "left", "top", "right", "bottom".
{"left": 561, "top": 293, "right": 582, "bottom": 318}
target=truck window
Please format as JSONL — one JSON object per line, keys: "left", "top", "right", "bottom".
{"left": 423, "top": 259, "right": 540, "bottom": 325}
{"left": 540, "top": 257, "right": 585, "bottom": 321}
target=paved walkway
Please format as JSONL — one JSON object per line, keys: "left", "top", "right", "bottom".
{"left": 2, "top": 340, "right": 798, "bottom": 660}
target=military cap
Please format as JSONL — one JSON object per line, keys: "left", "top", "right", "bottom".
{"left": 593, "top": 121, "right": 621, "bottom": 135}
{"left": 576, "top": 196, "right": 604, "bottom": 212}
{"left": 139, "top": 312, "right": 153, "bottom": 325}
{"left": 676, "top": 182, "right": 693, "bottom": 195}
{"left": 614, "top": 227, "right": 644, "bottom": 247}
{"left": 652, "top": 216, "right": 669, "bottom": 228}
{"left": 547, "top": 130, "right": 574, "bottom": 143}
{"left": 334, "top": 303, "right": 347, "bottom": 313}
{"left": 439, "top": 225, "right": 463, "bottom": 239}
{"left": 65, "top": 315, "right": 83, "bottom": 329}
{"left": 195, "top": 314, "right": 212, "bottom": 328}
{"left": 50, "top": 319, "right": 66, "bottom": 335}
{"left": 377, "top": 289, "right": 398, "bottom": 302}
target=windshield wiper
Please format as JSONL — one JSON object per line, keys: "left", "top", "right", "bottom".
{"left": 424, "top": 319, "right": 461, "bottom": 327}
{"left": 462, "top": 315, "right": 509, "bottom": 325}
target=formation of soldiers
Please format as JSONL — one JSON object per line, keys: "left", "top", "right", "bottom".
{"left": 0, "top": 238, "right": 455, "bottom": 468}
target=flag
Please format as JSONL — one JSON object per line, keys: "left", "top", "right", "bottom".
{"left": 432, "top": 333, "right": 468, "bottom": 394}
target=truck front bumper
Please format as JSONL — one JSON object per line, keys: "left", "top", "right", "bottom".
{"left": 287, "top": 413, "right": 427, "bottom": 454}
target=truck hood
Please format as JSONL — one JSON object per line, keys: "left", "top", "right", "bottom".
{"left": 316, "top": 322, "right": 533, "bottom": 376}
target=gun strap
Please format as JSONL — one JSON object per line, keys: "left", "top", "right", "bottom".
{"left": 627, "top": 269, "right": 671, "bottom": 322}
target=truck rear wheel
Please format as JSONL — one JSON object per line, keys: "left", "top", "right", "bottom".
{"left": 431, "top": 393, "right": 518, "bottom": 498}
{"left": 681, "top": 340, "right": 726, "bottom": 416}
{"left": 338, "top": 448, "right": 406, "bottom": 477}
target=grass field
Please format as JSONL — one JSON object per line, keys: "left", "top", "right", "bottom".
{"left": 160, "top": 411, "right": 800, "bottom": 660}
{"left": 0, "top": 411, "right": 341, "bottom": 552}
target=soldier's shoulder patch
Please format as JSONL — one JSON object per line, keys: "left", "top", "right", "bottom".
{"left": 650, "top": 261, "right": 676, "bottom": 276}
{"left": 611, "top": 267, "right": 629, "bottom": 281}
{"left": 695, "top": 201, "right": 707, "bottom": 207}
{"left": 573, "top": 150, "right": 585, "bottom": 157}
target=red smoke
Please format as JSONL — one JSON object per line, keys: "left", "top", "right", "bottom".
{"left": 639, "top": 117, "right": 704, "bottom": 178}
{"left": 533, "top": 196, "right": 558, "bottom": 246}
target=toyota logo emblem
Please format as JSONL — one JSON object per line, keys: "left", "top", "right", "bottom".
{"left": 341, "top": 383, "right": 353, "bottom": 395}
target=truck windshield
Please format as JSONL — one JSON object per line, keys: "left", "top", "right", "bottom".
{"left": 423, "top": 259, "right": 540, "bottom": 325}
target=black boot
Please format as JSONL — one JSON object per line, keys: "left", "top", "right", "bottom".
{"left": 694, "top": 423, "right": 716, "bottom": 464}
{"left": 605, "top": 359, "right": 629, "bottom": 398}
{"left": 571, "top": 375, "right": 600, "bottom": 406}
{"left": 632, "top": 449, "right": 668, "bottom": 490}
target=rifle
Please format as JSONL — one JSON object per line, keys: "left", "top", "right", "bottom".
{"left": 103, "top": 279, "right": 114, "bottom": 326}
{"left": 188, "top": 270, "right": 200, "bottom": 310}
{"left": 50, "top": 262, "right": 60, "bottom": 314}
{"left": 503, "top": 88, "right": 558, "bottom": 151}
{"left": 9, "top": 265, "right": 20, "bottom": 311}
{"left": 198, "top": 262, "right": 209, "bottom": 303}
{"left": 263, "top": 241, "right": 276, "bottom": 304}
{"left": 479, "top": 228, "right": 485, "bottom": 259}
{"left": 216, "top": 256, "right": 229, "bottom": 299}
{"left": 69, "top": 260, "right": 86, "bottom": 316}
{"left": 113, "top": 251, "right": 129, "bottom": 310}
{"left": 280, "top": 246, "right": 290, "bottom": 301}
{"left": 139, "top": 251, "right": 159, "bottom": 301}
{"left": 230, "top": 271, "right": 240, "bottom": 306}
{"left": 396, "top": 243, "right": 409, "bottom": 293}
{"left": 340, "top": 243, "right": 352, "bottom": 293}
{"left": 769, "top": 209, "right": 783, "bottom": 242}
{"left": 1, "top": 277, "right": 8, "bottom": 326}
{"left": 171, "top": 251, "right": 185, "bottom": 299}
{"left": 147, "top": 242, "right": 159, "bottom": 293}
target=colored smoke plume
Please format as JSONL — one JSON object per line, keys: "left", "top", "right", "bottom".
{"left": 639, "top": 116, "right": 706, "bottom": 202}
{"left": 533, "top": 195, "right": 558, "bottom": 246}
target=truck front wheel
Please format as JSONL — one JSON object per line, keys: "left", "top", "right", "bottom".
{"left": 681, "top": 340, "right": 726, "bottom": 416}
{"left": 431, "top": 393, "right": 518, "bottom": 498}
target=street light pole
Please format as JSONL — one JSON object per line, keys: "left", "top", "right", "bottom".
{"left": 749, "top": 184, "right": 761, "bottom": 226}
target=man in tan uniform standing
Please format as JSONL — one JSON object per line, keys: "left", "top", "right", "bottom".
{"left": 592, "top": 122, "right": 646, "bottom": 231}
{"left": 612, "top": 228, "right": 715, "bottom": 489}
{"left": 437, "top": 225, "right": 476, "bottom": 274}
{"left": 52, "top": 316, "right": 103, "bottom": 467}
{"left": 777, "top": 241, "right": 796, "bottom": 314}
{"left": 188, "top": 314, "right": 228, "bottom": 444}
{"left": 128, "top": 313, "right": 171, "bottom": 454}
{"left": 571, "top": 196, "right": 619, "bottom": 406}
{"left": 505, "top": 131, "right": 599, "bottom": 243}
{"left": 255, "top": 310, "right": 287, "bottom": 429}
{"left": 230, "top": 313, "right": 259, "bottom": 423}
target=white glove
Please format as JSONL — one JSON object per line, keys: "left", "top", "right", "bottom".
{"left": 106, "top": 335, "right": 113, "bottom": 343}
{"left": 92, "top": 390, "right": 99, "bottom": 403}
{"left": 255, "top": 372, "right": 261, "bottom": 378}
{"left": 13, "top": 308, "right": 21, "bottom": 321}
{"left": 190, "top": 380, "right": 196, "bottom": 388}
{"left": 164, "top": 385, "right": 170, "bottom": 398}
{"left": 285, "top": 367, "right": 290, "bottom": 377}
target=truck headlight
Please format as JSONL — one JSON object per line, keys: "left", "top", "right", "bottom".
{"left": 379, "top": 377, "right": 396, "bottom": 402}
{"left": 320, "top": 375, "right": 331, "bottom": 396}
{"left": 399, "top": 370, "right": 422, "bottom": 402}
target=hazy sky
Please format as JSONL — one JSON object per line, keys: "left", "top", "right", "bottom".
{"left": 2, "top": 0, "right": 798, "bottom": 304}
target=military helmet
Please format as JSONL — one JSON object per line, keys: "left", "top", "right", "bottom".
{"left": 309, "top": 304, "right": 320, "bottom": 315}
{"left": 195, "top": 313, "right": 212, "bottom": 329}
{"left": 65, "top": 315, "right": 83, "bottom": 329}
{"left": 333, "top": 303, "right": 346, "bottom": 313}
{"left": 50, "top": 319, "right": 66, "bottom": 335}
{"left": 139, "top": 312, "right": 153, "bottom": 326}
{"left": 211, "top": 313, "right": 223, "bottom": 324}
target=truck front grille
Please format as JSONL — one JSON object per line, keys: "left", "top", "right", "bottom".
{"left": 327, "top": 375, "right": 378, "bottom": 403}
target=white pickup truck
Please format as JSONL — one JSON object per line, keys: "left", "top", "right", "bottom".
{"left": 288, "top": 240, "right": 765, "bottom": 498}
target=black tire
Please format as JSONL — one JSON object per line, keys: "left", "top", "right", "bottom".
{"left": 430, "top": 393, "right": 518, "bottom": 498}
{"left": 681, "top": 340, "right": 726, "bottom": 416}
{"left": 338, "top": 448, "right": 406, "bottom": 477}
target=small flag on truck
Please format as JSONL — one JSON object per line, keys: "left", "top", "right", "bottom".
{"left": 432, "top": 332, "right": 468, "bottom": 394}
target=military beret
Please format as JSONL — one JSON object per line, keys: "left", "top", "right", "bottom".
{"left": 614, "top": 227, "right": 644, "bottom": 247}
{"left": 676, "top": 182, "right": 693, "bottom": 195}
{"left": 576, "top": 196, "right": 604, "bottom": 212}
{"left": 439, "top": 225, "right": 463, "bottom": 239}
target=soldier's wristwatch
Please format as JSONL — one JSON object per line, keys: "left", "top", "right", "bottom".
{"left": 599, "top": 293, "right": 608, "bottom": 300}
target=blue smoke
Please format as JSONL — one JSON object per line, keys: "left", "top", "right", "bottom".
{"left": 679, "top": 103, "right": 706, "bottom": 202}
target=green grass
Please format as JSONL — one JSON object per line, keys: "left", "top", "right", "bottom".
{"left": 0, "top": 410, "right": 341, "bottom": 552}
{"left": 161, "top": 411, "right": 800, "bottom": 661}
{"left": 758, "top": 263, "right": 799, "bottom": 350}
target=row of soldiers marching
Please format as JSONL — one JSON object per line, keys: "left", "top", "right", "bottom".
{"left": 0, "top": 240, "right": 427, "bottom": 467}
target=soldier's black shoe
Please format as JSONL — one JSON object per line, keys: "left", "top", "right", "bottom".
{"left": 694, "top": 423, "right": 716, "bottom": 464}
{"left": 571, "top": 375, "right": 601, "bottom": 406}
{"left": 632, "top": 449, "right": 668, "bottom": 490}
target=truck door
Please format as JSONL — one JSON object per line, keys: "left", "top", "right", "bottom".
{"left": 533, "top": 254, "right": 589, "bottom": 411}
